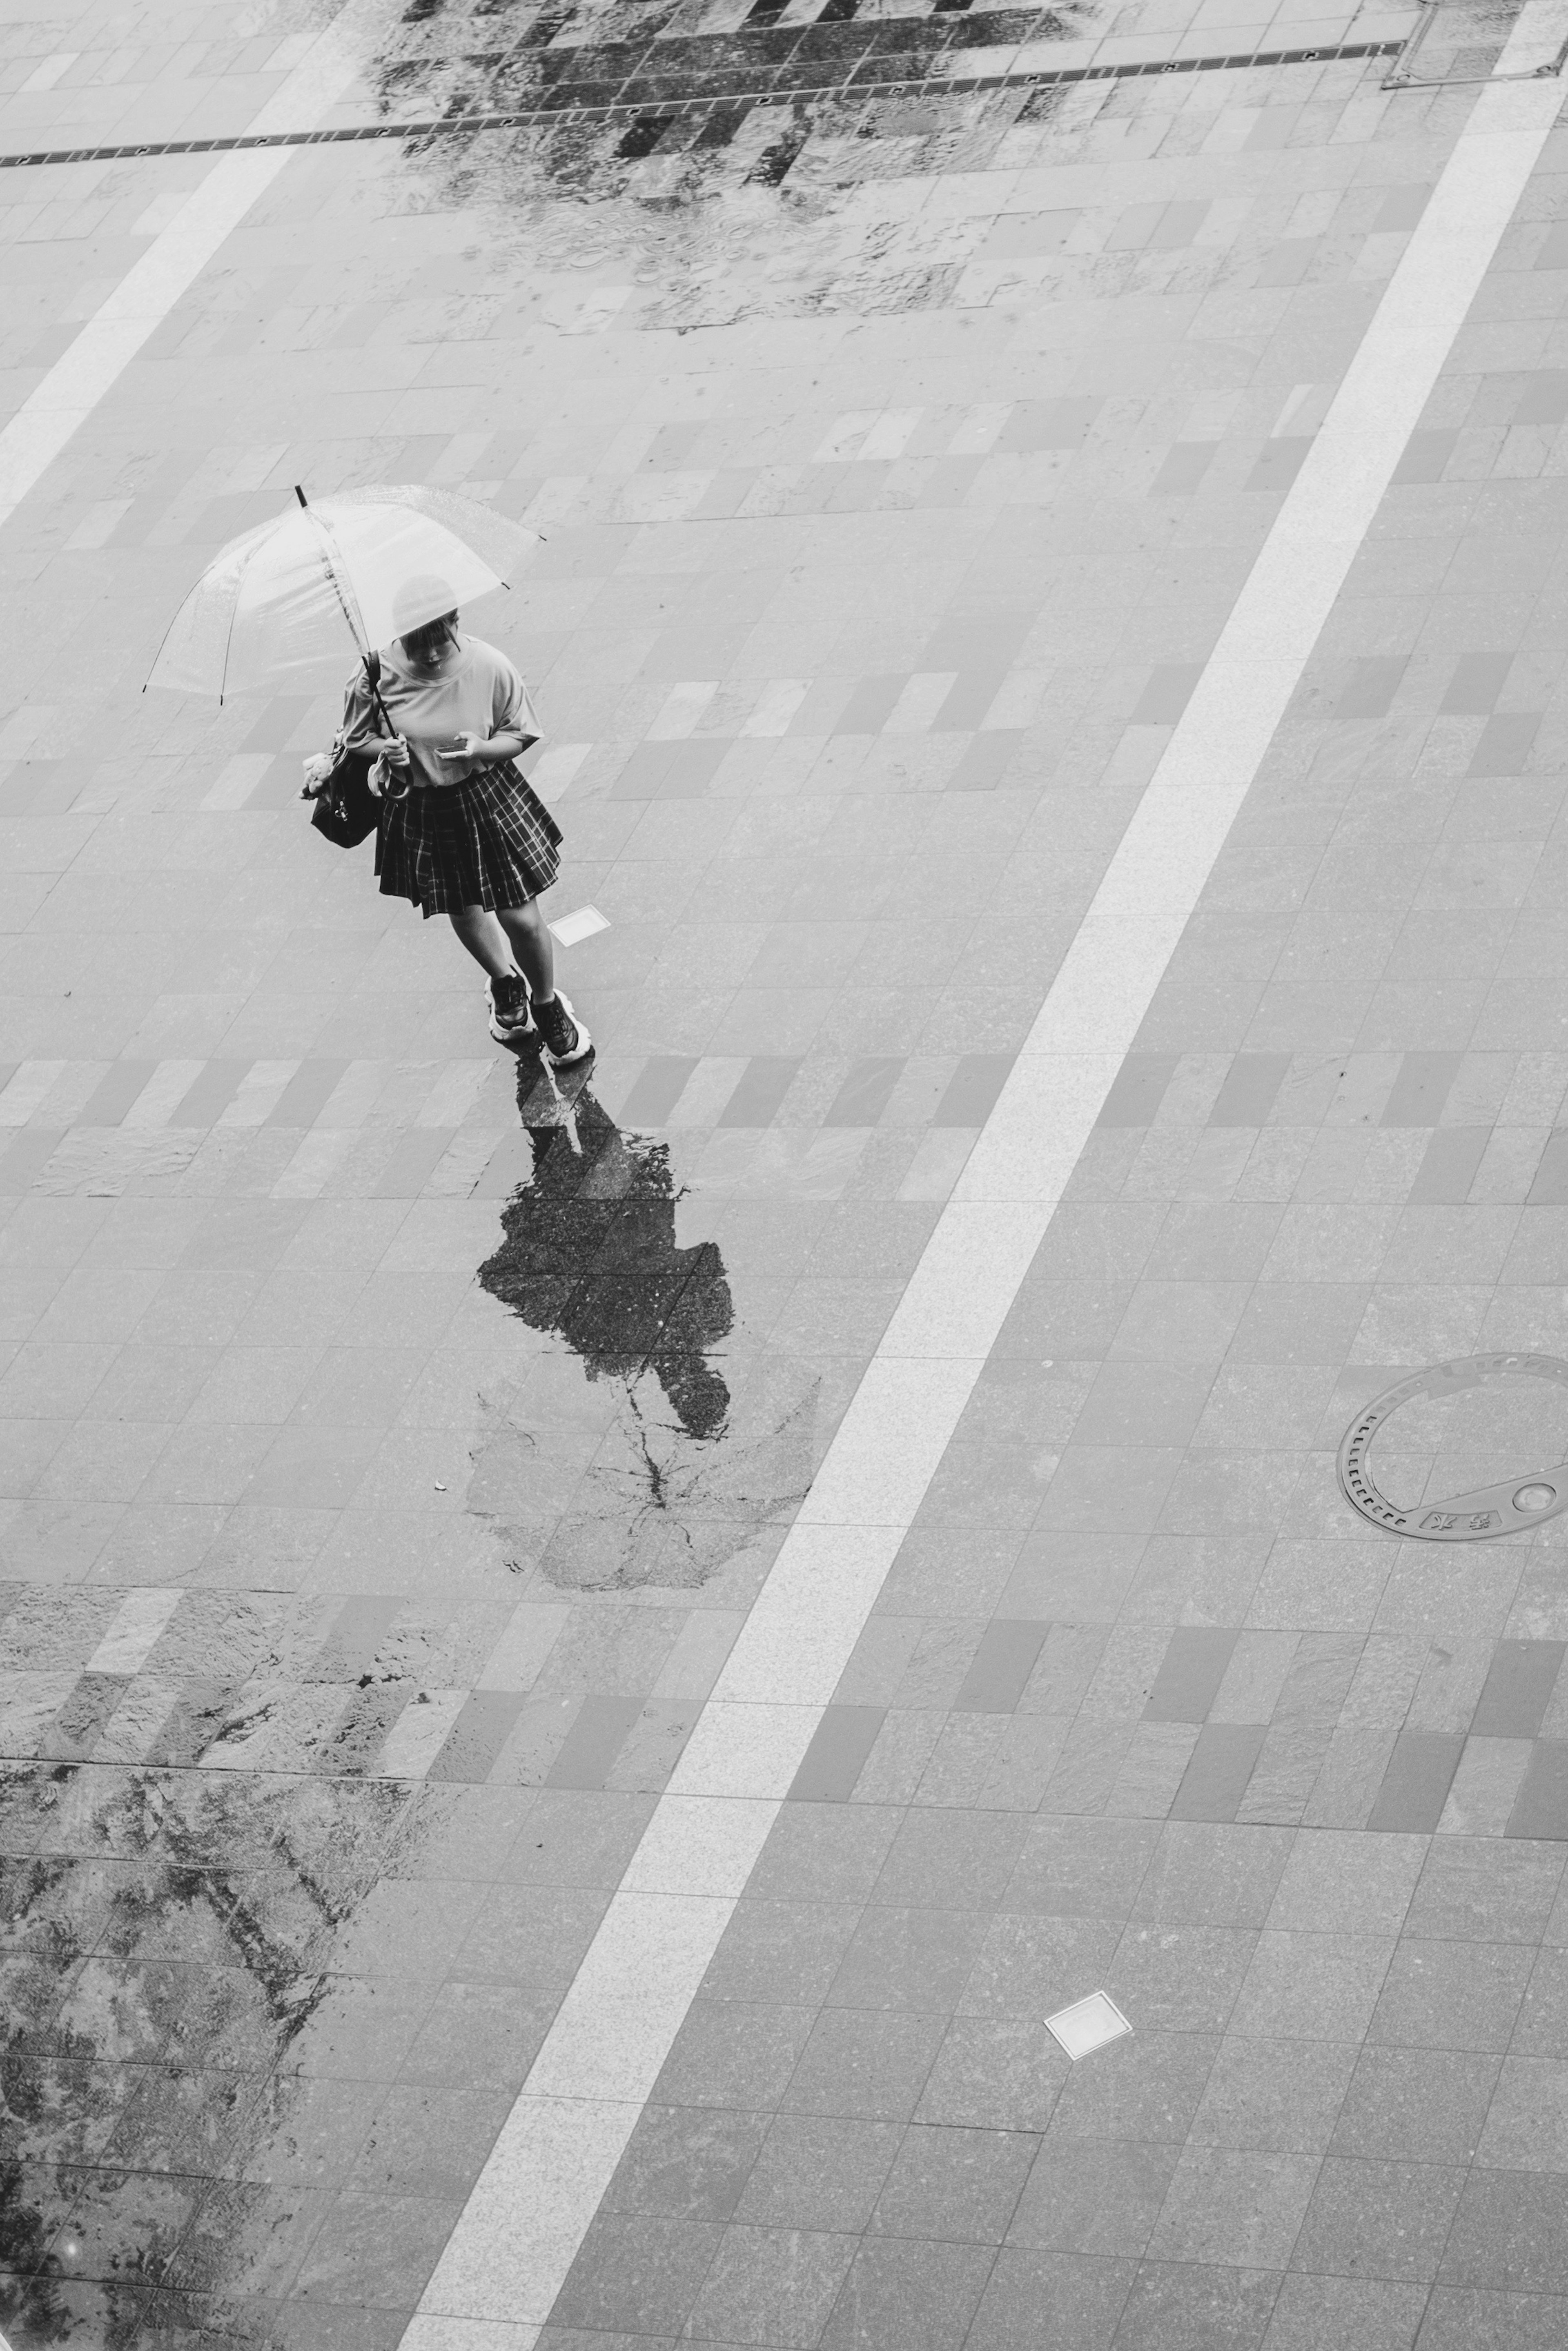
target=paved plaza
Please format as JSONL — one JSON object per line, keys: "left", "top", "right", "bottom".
{"left": 10, "top": 0, "right": 1568, "bottom": 2342}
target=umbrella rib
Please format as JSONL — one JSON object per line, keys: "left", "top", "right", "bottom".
{"left": 217, "top": 546, "right": 247, "bottom": 706}
{"left": 149, "top": 488, "right": 537, "bottom": 699}
{"left": 143, "top": 510, "right": 281, "bottom": 697}
{"left": 301, "top": 504, "right": 370, "bottom": 660}
{"left": 142, "top": 596, "right": 187, "bottom": 694}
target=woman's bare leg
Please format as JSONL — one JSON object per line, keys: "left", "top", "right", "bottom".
{"left": 494, "top": 899, "right": 557, "bottom": 1002}
{"left": 448, "top": 906, "right": 517, "bottom": 979}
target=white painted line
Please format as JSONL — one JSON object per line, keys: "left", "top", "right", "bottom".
{"left": 620, "top": 1795, "right": 779, "bottom": 1897}
{"left": 130, "top": 193, "right": 192, "bottom": 239}
{"left": 405, "top": 18, "right": 1568, "bottom": 2345}
{"left": 417, "top": 2106, "right": 630, "bottom": 2340}
{"left": 548, "top": 905, "right": 610, "bottom": 947}
{"left": 523, "top": 1892, "right": 735, "bottom": 2106}
{"left": 0, "top": 0, "right": 385, "bottom": 541}
{"left": 668, "top": 1699, "right": 825, "bottom": 1797}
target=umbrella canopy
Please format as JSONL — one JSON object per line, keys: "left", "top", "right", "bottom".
{"left": 146, "top": 484, "right": 540, "bottom": 699}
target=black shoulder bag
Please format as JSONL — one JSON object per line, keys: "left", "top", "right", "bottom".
{"left": 308, "top": 650, "right": 394, "bottom": 850}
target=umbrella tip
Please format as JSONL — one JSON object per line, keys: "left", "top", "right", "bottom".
{"left": 294, "top": 484, "right": 308, "bottom": 508}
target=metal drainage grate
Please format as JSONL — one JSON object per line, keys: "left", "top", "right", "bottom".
{"left": 0, "top": 40, "right": 1405, "bottom": 170}
{"left": 1338, "top": 1353, "right": 1568, "bottom": 1541}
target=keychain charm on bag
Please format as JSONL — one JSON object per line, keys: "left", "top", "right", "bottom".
{"left": 300, "top": 649, "right": 403, "bottom": 849}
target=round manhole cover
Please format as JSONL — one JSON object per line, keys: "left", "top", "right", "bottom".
{"left": 1338, "top": 1354, "right": 1568, "bottom": 1540}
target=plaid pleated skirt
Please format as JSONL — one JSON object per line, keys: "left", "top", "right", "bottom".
{"left": 376, "top": 762, "right": 562, "bottom": 918}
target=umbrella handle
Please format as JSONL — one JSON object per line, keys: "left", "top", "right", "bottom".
{"left": 363, "top": 648, "right": 396, "bottom": 744}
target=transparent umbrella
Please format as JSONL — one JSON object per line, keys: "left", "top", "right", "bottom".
{"left": 145, "top": 484, "right": 541, "bottom": 699}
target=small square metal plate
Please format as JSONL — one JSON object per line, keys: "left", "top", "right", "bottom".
{"left": 549, "top": 904, "right": 610, "bottom": 947}
{"left": 1044, "top": 1991, "right": 1133, "bottom": 2060}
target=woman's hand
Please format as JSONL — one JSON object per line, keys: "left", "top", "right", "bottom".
{"left": 437, "top": 731, "right": 492, "bottom": 766}
{"left": 365, "top": 735, "right": 410, "bottom": 801}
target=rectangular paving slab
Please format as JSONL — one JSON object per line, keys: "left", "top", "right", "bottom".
{"left": 7, "top": 0, "right": 1568, "bottom": 2344}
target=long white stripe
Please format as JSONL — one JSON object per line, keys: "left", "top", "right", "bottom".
{"left": 405, "top": 27, "right": 1566, "bottom": 2347}
{"left": 0, "top": 0, "right": 387, "bottom": 536}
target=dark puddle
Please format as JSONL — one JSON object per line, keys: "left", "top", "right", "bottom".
{"left": 0, "top": 1763, "right": 427, "bottom": 2347}
{"left": 355, "top": 0, "right": 1107, "bottom": 329}
{"left": 374, "top": 0, "right": 1102, "bottom": 127}
{"left": 469, "top": 1055, "right": 816, "bottom": 1590}
{"left": 481, "top": 1069, "right": 735, "bottom": 1439}
{"left": 0, "top": 1067, "right": 819, "bottom": 2335}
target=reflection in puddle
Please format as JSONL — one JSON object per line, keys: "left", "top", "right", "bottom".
{"left": 0, "top": 1766, "right": 419, "bottom": 2348}
{"left": 373, "top": 0, "right": 1104, "bottom": 133}
{"left": 481, "top": 1077, "right": 736, "bottom": 1440}
{"left": 362, "top": 0, "right": 1105, "bottom": 328}
{"left": 471, "top": 1065, "right": 816, "bottom": 1590}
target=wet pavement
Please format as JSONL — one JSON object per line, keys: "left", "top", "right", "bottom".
{"left": 476, "top": 1070, "right": 817, "bottom": 1593}
{"left": 11, "top": 0, "right": 1568, "bottom": 2343}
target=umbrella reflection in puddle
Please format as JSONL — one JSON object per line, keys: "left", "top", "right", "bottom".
{"left": 470, "top": 1057, "right": 817, "bottom": 1591}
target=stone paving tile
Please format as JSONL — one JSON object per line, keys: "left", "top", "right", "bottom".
{"left": 2, "top": 0, "right": 1568, "bottom": 2341}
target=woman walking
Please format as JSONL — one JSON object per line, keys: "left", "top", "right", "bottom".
{"left": 341, "top": 576, "right": 590, "bottom": 1060}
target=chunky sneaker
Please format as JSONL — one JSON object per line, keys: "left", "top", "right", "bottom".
{"left": 487, "top": 971, "right": 534, "bottom": 1041}
{"left": 533, "top": 988, "right": 591, "bottom": 1064}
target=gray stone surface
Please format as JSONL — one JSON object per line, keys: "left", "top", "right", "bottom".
{"left": 7, "top": 0, "right": 1568, "bottom": 2342}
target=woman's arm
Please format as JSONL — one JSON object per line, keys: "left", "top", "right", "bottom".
{"left": 436, "top": 728, "right": 534, "bottom": 768}
{"left": 341, "top": 672, "right": 407, "bottom": 762}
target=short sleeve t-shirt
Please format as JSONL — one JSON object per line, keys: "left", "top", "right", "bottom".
{"left": 343, "top": 636, "right": 540, "bottom": 791}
